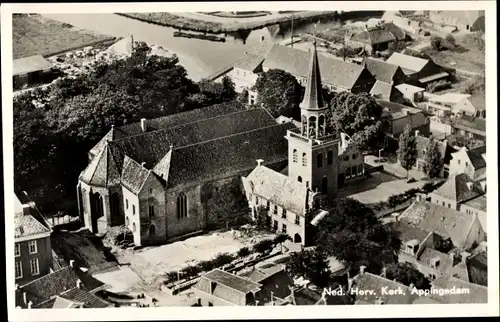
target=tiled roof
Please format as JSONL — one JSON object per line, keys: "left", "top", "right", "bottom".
{"left": 89, "top": 128, "right": 114, "bottom": 160}
{"left": 452, "top": 115, "right": 486, "bottom": 136}
{"left": 203, "top": 269, "right": 262, "bottom": 294}
{"left": 466, "top": 145, "right": 487, "bottom": 169}
{"left": 121, "top": 156, "right": 151, "bottom": 194}
{"left": 168, "top": 123, "right": 292, "bottom": 187}
{"left": 400, "top": 201, "right": 479, "bottom": 246}
{"left": 469, "top": 94, "right": 485, "bottom": 111}
{"left": 395, "top": 83, "right": 425, "bottom": 95}
{"left": 60, "top": 287, "right": 111, "bottom": 308}
{"left": 431, "top": 173, "right": 482, "bottom": 203}
{"left": 15, "top": 212, "right": 51, "bottom": 239}
{"left": 352, "top": 272, "right": 415, "bottom": 304}
{"left": 263, "top": 44, "right": 367, "bottom": 90}
{"left": 364, "top": 57, "right": 401, "bottom": 83}
{"left": 467, "top": 252, "right": 487, "bottom": 287}
{"left": 114, "top": 101, "right": 245, "bottom": 139}
{"left": 17, "top": 265, "right": 105, "bottom": 308}
{"left": 463, "top": 195, "right": 487, "bottom": 212}
{"left": 417, "top": 247, "right": 453, "bottom": 274}
{"left": 233, "top": 42, "right": 272, "bottom": 72}
{"left": 245, "top": 265, "right": 285, "bottom": 283}
{"left": 352, "top": 27, "right": 396, "bottom": 45}
{"left": 390, "top": 221, "right": 432, "bottom": 243}
{"left": 430, "top": 275, "right": 487, "bottom": 303}
{"left": 79, "top": 142, "right": 121, "bottom": 187}
{"left": 386, "top": 52, "right": 429, "bottom": 73}
{"left": 243, "top": 164, "right": 308, "bottom": 215}
{"left": 383, "top": 22, "right": 407, "bottom": 41}
{"left": 13, "top": 54, "right": 52, "bottom": 76}
{"left": 370, "top": 81, "right": 403, "bottom": 102}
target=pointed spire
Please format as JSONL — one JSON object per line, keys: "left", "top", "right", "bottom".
{"left": 299, "top": 39, "right": 324, "bottom": 110}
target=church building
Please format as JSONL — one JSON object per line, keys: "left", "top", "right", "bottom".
{"left": 242, "top": 40, "right": 365, "bottom": 245}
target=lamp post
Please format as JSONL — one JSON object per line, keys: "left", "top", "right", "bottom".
{"left": 378, "top": 148, "right": 384, "bottom": 162}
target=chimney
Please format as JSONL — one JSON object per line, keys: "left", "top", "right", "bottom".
{"left": 256, "top": 159, "right": 264, "bottom": 167}
{"left": 23, "top": 292, "right": 27, "bottom": 305}
{"left": 380, "top": 267, "right": 387, "bottom": 278}
{"left": 415, "top": 130, "right": 419, "bottom": 137}
{"left": 460, "top": 251, "right": 471, "bottom": 264}
{"left": 69, "top": 260, "right": 75, "bottom": 268}
{"left": 28, "top": 301, "right": 33, "bottom": 309}
{"left": 76, "top": 279, "right": 82, "bottom": 289}
{"left": 359, "top": 265, "right": 366, "bottom": 276}
{"left": 141, "top": 118, "right": 147, "bottom": 132}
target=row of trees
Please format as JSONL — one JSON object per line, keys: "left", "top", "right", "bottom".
{"left": 14, "top": 42, "right": 237, "bottom": 214}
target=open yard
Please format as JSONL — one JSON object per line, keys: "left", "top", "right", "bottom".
{"left": 13, "top": 14, "right": 115, "bottom": 59}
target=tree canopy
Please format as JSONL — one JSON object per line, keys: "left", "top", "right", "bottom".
{"left": 397, "top": 124, "right": 418, "bottom": 178}
{"left": 314, "top": 198, "right": 401, "bottom": 273}
{"left": 253, "top": 68, "right": 304, "bottom": 119}
{"left": 423, "top": 139, "right": 444, "bottom": 178}
{"left": 385, "top": 262, "right": 431, "bottom": 290}
{"left": 286, "top": 249, "right": 331, "bottom": 288}
{"left": 328, "top": 92, "right": 391, "bottom": 151}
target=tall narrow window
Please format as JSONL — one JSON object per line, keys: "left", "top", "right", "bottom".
{"left": 126, "top": 217, "right": 129, "bottom": 226}
{"left": 298, "top": 176, "right": 302, "bottom": 183}
{"left": 266, "top": 200, "right": 270, "bottom": 209}
{"left": 28, "top": 240, "right": 37, "bottom": 254}
{"left": 273, "top": 205, "right": 278, "bottom": 215}
{"left": 322, "top": 177, "right": 328, "bottom": 194}
{"left": 149, "top": 225, "right": 156, "bottom": 237}
{"left": 132, "top": 204, "right": 136, "bottom": 215}
{"left": 317, "top": 153, "right": 323, "bottom": 168}
{"left": 295, "top": 215, "right": 300, "bottom": 225}
{"left": 293, "top": 149, "right": 298, "bottom": 163}
{"left": 327, "top": 150, "right": 333, "bottom": 165}
{"left": 126, "top": 199, "right": 129, "bottom": 210}
{"left": 149, "top": 205, "right": 155, "bottom": 218}
{"left": 132, "top": 222, "right": 137, "bottom": 232}
{"left": 177, "top": 192, "right": 188, "bottom": 219}
{"left": 15, "top": 244, "right": 20, "bottom": 257}
{"left": 256, "top": 196, "right": 259, "bottom": 205}
{"left": 282, "top": 209, "right": 287, "bottom": 219}
{"left": 15, "top": 262, "right": 22, "bottom": 279}
{"left": 30, "top": 258, "right": 40, "bottom": 276}
{"left": 302, "top": 153, "right": 307, "bottom": 166}
{"left": 282, "top": 224, "right": 287, "bottom": 234}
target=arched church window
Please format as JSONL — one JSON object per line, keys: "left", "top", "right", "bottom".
{"left": 317, "top": 153, "right": 323, "bottom": 168}
{"left": 177, "top": 192, "right": 188, "bottom": 219}
{"left": 308, "top": 116, "right": 317, "bottom": 137}
{"left": 302, "top": 153, "right": 307, "bottom": 166}
{"left": 322, "top": 177, "right": 328, "bottom": 194}
{"left": 318, "top": 115, "right": 325, "bottom": 136}
{"left": 126, "top": 217, "right": 129, "bottom": 226}
{"left": 132, "top": 222, "right": 136, "bottom": 233}
{"left": 293, "top": 149, "right": 298, "bottom": 163}
{"left": 327, "top": 150, "right": 333, "bottom": 165}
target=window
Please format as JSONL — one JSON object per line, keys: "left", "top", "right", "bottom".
{"left": 126, "top": 199, "right": 129, "bottom": 209}
{"left": 132, "top": 222, "right": 136, "bottom": 232}
{"left": 256, "top": 196, "right": 260, "bottom": 205}
{"left": 15, "top": 262, "right": 22, "bottom": 279}
{"left": 352, "top": 153, "right": 358, "bottom": 160}
{"left": 327, "top": 150, "right": 333, "bottom": 165}
{"left": 133, "top": 204, "right": 136, "bottom": 215}
{"left": 15, "top": 244, "right": 20, "bottom": 257}
{"left": 273, "top": 220, "right": 278, "bottom": 231}
{"left": 177, "top": 192, "right": 188, "bottom": 219}
{"left": 126, "top": 217, "right": 129, "bottom": 226}
{"left": 317, "top": 153, "right": 323, "bottom": 168}
{"left": 149, "top": 225, "right": 155, "bottom": 237}
{"left": 346, "top": 167, "right": 351, "bottom": 178}
{"left": 273, "top": 205, "right": 278, "bottom": 215}
{"left": 28, "top": 240, "right": 37, "bottom": 254}
{"left": 465, "top": 162, "right": 469, "bottom": 167}
{"left": 293, "top": 149, "right": 298, "bottom": 163}
{"left": 302, "top": 153, "right": 307, "bottom": 166}
{"left": 149, "top": 205, "right": 155, "bottom": 218}
{"left": 442, "top": 201, "right": 445, "bottom": 206}
{"left": 298, "top": 176, "right": 302, "bottom": 183}
{"left": 343, "top": 155, "right": 349, "bottom": 161}
{"left": 306, "top": 181, "right": 309, "bottom": 188}
{"left": 322, "top": 177, "right": 328, "bottom": 194}
{"left": 448, "top": 203, "right": 451, "bottom": 208}
{"left": 295, "top": 215, "right": 300, "bottom": 225}
{"left": 282, "top": 208, "right": 287, "bottom": 219}
{"left": 149, "top": 188, "right": 153, "bottom": 195}
{"left": 458, "top": 159, "right": 461, "bottom": 165}
{"left": 282, "top": 223, "right": 287, "bottom": 234}
{"left": 30, "top": 258, "right": 40, "bottom": 276}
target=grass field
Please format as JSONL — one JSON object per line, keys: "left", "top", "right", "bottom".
{"left": 13, "top": 14, "right": 115, "bottom": 59}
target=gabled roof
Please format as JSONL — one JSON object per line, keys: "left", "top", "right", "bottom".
{"left": 88, "top": 128, "right": 114, "bottom": 160}
{"left": 370, "top": 81, "right": 404, "bottom": 102}
{"left": 395, "top": 83, "right": 425, "bottom": 95}
{"left": 428, "top": 92, "right": 471, "bottom": 104}
{"left": 364, "top": 57, "right": 402, "bottom": 83}
{"left": 167, "top": 123, "right": 292, "bottom": 187}
{"left": 386, "top": 52, "right": 429, "bottom": 73}
{"left": 390, "top": 221, "right": 432, "bottom": 243}
{"left": 233, "top": 42, "right": 272, "bottom": 72}
{"left": 263, "top": 44, "right": 368, "bottom": 90}
{"left": 430, "top": 275, "right": 487, "bottom": 303}
{"left": 469, "top": 94, "right": 485, "bottom": 111}
{"left": 400, "top": 201, "right": 481, "bottom": 246}
{"left": 34, "top": 287, "right": 111, "bottom": 308}
{"left": 352, "top": 27, "right": 396, "bottom": 45}
{"left": 352, "top": 272, "right": 415, "bottom": 304}
{"left": 121, "top": 156, "right": 151, "bottom": 194}
{"left": 455, "top": 145, "right": 487, "bottom": 170}
{"left": 431, "top": 173, "right": 483, "bottom": 203}
{"left": 199, "top": 269, "right": 262, "bottom": 294}
{"left": 417, "top": 248, "right": 453, "bottom": 274}
{"left": 13, "top": 54, "right": 52, "bottom": 76}
{"left": 383, "top": 22, "right": 407, "bottom": 41}
{"left": 15, "top": 212, "right": 51, "bottom": 239}
{"left": 16, "top": 264, "right": 105, "bottom": 308}
{"left": 243, "top": 164, "right": 308, "bottom": 215}
{"left": 79, "top": 142, "right": 121, "bottom": 187}
{"left": 378, "top": 100, "right": 425, "bottom": 120}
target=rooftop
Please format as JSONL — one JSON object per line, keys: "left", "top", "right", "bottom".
{"left": 13, "top": 54, "right": 52, "bottom": 76}
{"left": 34, "top": 287, "right": 111, "bottom": 308}
{"left": 352, "top": 272, "right": 415, "bottom": 304}
{"left": 452, "top": 115, "right": 486, "bottom": 136}
{"left": 390, "top": 220, "right": 432, "bottom": 243}
{"left": 462, "top": 194, "right": 487, "bottom": 212}
{"left": 395, "top": 83, "right": 425, "bottom": 95}
{"left": 430, "top": 275, "right": 487, "bottom": 303}
{"left": 467, "top": 252, "right": 487, "bottom": 287}
{"left": 351, "top": 27, "right": 396, "bottom": 45}
{"left": 370, "top": 81, "right": 404, "bottom": 102}
{"left": 386, "top": 52, "right": 429, "bottom": 73}
{"left": 428, "top": 93, "right": 471, "bottom": 104}
{"left": 203, "top": 269, "right": 262, "bottom": 294}
{"left": 430, "top": 173, "right": 483, "bottom": 203}
{"left": 364, "top": 57, "right": 403, "bottom": 83}
{"left": 417, "top": 247, "right": 453, "bottom": 274}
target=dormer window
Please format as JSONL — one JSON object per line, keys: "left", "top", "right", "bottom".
{"left": 430, "top": 258, "right": 440, "bottom": 268}
{"left": 458, "top": 159, "right": 461, "bottom": 165}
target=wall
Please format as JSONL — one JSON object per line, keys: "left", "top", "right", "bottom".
{"left": 193, "top": 288, "right": 239, "bottom": 306}
{"left": 463, "top": 217, "right": 486, "bottom": 249}
{"left": 429, "top": 193, "right": 458, "bottom": 210}
{"left": 339, "top": 144, "right": 364, "bottom": 183}
{"left": 448, "top": 149, "right": 478, "bottom": 179}
{"left": 429, "top": 117, "right": 452, "bottom": 136}
{"left": 351, "top": 68, "right": 377, "bottom": 94}
{"left": 138, "top": 173, "right": 167, "bottom": 246}
{"left": 452, "top": 98, "right": 477, "bottom": 116}
{"left": 459, "top": 203, "right": 487, "bottom": 230}
{"left": 165, "top": 184, "right": 205, "bottom": 241}
{"left": 122, "top": 186, "right": 140, "bottom": 246}
{"left": 228, "top": 67, "right": 260, "bottom": 93}
{"left": 15, "top": 235, "right": 52, "bottom": 286}
{"left": 79, "top": 181, "right": 109, "bottom": 234}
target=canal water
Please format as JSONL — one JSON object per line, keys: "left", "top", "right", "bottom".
{"left": 43, "top": 13, "right": 371, "bottom": 81}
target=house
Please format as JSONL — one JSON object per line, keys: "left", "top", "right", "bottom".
{"left": 449, "top": 114, "right": 486, "bottom": 141}
{"left": 398, "top": 200, "right": 486, "bottom": 250}
{"left": 395, "top": 83, "right": 425, "bottom": 104}
{"left": 15, "top": 194, "right": 53, "bottom": 286}
{"left": 413, "top": 131, "right": 456, "bottom": 177}
{"left": 428, "top": 11, "right": 485, "bottom": 32}
{"left": 460, "top": 195, "right": 487, "bottom": 230}
{"left": 349, "top": 266, "right": 416, "bottom": 304}
{"left": 346, "top": 25, "right": 397, "bottom": 56}
{"left": 13, "top": 55, "right": 53, "bottom": 89}
{"left": 363, "top": 57, "right": 407, "bottom": 85}
{"left": 15, "top": 260, "right": 109, "bottom": 309}
{"left": 242, "top": 41, "right": 365, "bottom": 244}
{"left": 262, "top": 43, "right": 376, "bottom": 93}
{"left": 426, "top": 93, "right": 480, "bottom": 117}
{"left": 385, "top": 52, "right": 450, "bottom": 87}
{"left": 448, "top": 145, "right": 486, "bottom": 182}
{"left": 78, "top": 101, "right": 294, "bottom": 246}
{"left": 369, "top": 80, "right": 406, "bottom": 104}
{"left": 429, "top": 173, "right": 484, "bottom": 211}
{"left": 465, "top": 251, "right": 487, "bottom": 286}
{"left": 193, "top": 267, "right": 294, "bottom": 306}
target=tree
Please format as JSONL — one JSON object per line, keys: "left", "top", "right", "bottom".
{"left": 205, "top": 179, "right": 250, "bottom": 230}
{"left": 237, "top": 247, "right": 251, "bottom": 257}
{"left": 286, "top": 249, "right": 331, "bottom": 288}
{"left": 397, "top": 124, "right": 417, "bottom": 179}
{"left": 385, "top": 262, "right": 431, "bottom": 290}
{"left": 430, "top": 35, "right": 444, "bottom": 51}
{"left": 314, "top": 198, "right": 402, "bottom": 273}
{"left": 329, "top": 92, "right": 391, "bottom": 151}
{"left": 253, "top": 69, "right": 304, "bottom": 118}
{"left": 237, "top": 89, "right": 249, "bottom": 104}
{"left": 253, "top": 239, "right": 275, "bottom": 254}
{"left": 273, "top": 233, "right": 291, "bottom": 253}
{"left": 445, "top": 34, "right": 456, "bottom": 47}
{"left": 335, "top": 45, "right": 356, "bottom": 61}
{"left": 446, "top": 133, "right": 484, "bottom": 150}
{"left": 423, "top": 139, "right": 444, "bottom": 178}
{"left": 220, "top": 75, "right": 237, "bottom": 101}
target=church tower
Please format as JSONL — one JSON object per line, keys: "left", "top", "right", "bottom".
{"left": 285, "top": 39, "right": 339, "bottom": 200}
